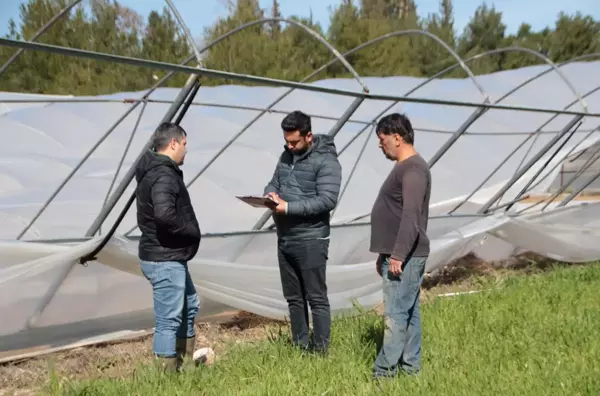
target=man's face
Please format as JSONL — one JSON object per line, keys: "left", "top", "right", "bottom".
{"left": 284, "top": 130, "right": 312, "bottom": 154}
{"left": 170, "top": 135, "right": 187, "bottom": 166}
{"left": 377, "top": 131, "right": 400, "bottom": 161}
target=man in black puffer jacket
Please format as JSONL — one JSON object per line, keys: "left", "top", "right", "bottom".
{"left": 263, "top": 110, "right": 342, "bottom": 354}
{"left": 135, "top": 122, "right": 201, "bottom": 372}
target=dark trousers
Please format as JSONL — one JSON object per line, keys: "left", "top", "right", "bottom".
{"left": 277, "top": 238, "right": 331, "bottom": 351}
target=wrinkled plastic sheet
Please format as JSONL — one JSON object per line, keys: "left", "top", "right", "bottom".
{"left": 1, "top": 203, "right": 600, "bottom": 360}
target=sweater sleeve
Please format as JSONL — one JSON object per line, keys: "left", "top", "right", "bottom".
{"left": 391, "top": 166, "right": 427, "bottom": 261}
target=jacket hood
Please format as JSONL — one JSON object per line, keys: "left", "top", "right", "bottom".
{"left": 135, "top": 150, "right": 180, "bottom": 182}
{"left": 287, "top": 134, "right": 338, "bottom": 160}
{"left": 312, "top": 134, "right": 338, "bottom": 156}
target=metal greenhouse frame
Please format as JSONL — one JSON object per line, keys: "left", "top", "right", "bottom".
{"left": 1, "top": 0, "right": 600, "bottom": 362}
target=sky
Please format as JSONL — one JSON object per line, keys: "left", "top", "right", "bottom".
{"left": 0, "top": 0, "right": 599, "bottom": 40}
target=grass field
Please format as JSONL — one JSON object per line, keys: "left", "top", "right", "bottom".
{"left": 41, "top": 262, "right": 600, "bottom": 396}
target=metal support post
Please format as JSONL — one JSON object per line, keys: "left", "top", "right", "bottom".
{"left": 16, "top": 101, "right": 147, "bottom": 240}
{"left": 519, "top": 127, "right": 599, "bottom": 195}
{"left": 330, "top": 125, "right": 374, "bottom": 219}
{"left": 0, "top": 0, "right": 83, "bottom": 77}
{"left": 477, "top": 115, "right": 584, "bottom": 214}
{"left": 99, "top": 100, "right": 149, "bottom": 235}
{"left": 23, "top": 77, "right": 200, "bottom": 330}
{"left": 536, "top": 144, "right": 600, "bottom": 211}
{"left": 3, "top": 37, "right": 598, "bottom": 118}
{"left": 514, "top": 146, "right": 600, "bottom": 215}
{"left": 427, "top": 106, "right": 489, "bottom": 168}
{"left": 504, "top": 121, "right": 581, "bottom": 212}
{"left": 165, "top": 0, "right": 204, "bottom": 66}
{"left": 84, "top": 75, "right": 200, "bottom": 237}
{"left": 557, "top": 168, "right": 600, "bottom": 207}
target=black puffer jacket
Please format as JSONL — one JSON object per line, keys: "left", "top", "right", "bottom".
{"left": 135, "top": 150, "right": 201, "bottom": 262}
{"left": 264, "top": 134, "right": 342, "bottom": 240}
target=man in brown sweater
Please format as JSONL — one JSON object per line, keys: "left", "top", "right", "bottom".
{"left": 369, "top": 113, "right": 431, "bottom": 379}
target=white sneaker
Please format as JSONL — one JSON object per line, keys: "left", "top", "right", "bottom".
{"left": 193, "top": 347, "right": 216, "bottom": 365}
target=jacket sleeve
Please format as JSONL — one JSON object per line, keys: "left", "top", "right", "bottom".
{"left": 286, "top": 153, "right": 342, "bottom": 217}
{"left": 263, "top": 159, "right": 280, "bottom": 195}
{"left": 151, "top": 173, "right": 196, "bottom": 238}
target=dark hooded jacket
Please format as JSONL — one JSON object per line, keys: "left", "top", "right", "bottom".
{"left": 135, "top": 150, "right": 200, "bottom": 262}
{"left": 264, "top": 134, "right": 342, "bottom": 240}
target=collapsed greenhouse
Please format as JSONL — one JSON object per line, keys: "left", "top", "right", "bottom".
{"left": 1, "top": 11, "right": 600, "bottom": 363}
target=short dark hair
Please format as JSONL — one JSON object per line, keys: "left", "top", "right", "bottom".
{"left": 376, "top": 113, "right": 414, "bottom": 145}
{"left": 281, "top": 110, "right": 311, "bottom": 136}
{"left": 152, "top": 122, "right": 187, "bottom": 151}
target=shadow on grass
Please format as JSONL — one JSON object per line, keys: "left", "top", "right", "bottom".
{"left": 360, "top": 319, "right": 384, "bottom": 359}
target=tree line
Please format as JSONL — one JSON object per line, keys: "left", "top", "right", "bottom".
{"left": 1, "top": 0, "right": 599, "bottom": 95}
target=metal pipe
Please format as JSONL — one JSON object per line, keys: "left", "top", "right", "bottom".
{"left": 99, "top": 100, "right": 149, "bottom": 235}
{"left": 0, "top": 0, "right": 84, "bottom": 78}
{"left": 24, "top": 213, "right": 494, "bottom": 244}
{"left": 504, "top": 121, "right": 581, "bottom": 212}
{"left": 5, "top": 95, "right": 597, "bottom": 137}
{"left": 71, "top": 11, "right": 383, "bottom": 238}
{"left": 85, "top": 75, "right": 200, "bottom": 237}
{"left": 175, "top": 79, "right": 201, "bottom": 124}
{"left": 449, "top": 84, "right": 600, "bottom": 214}
{"left": 245, "top": 48, "right": 597, "bottom": 223}
{"left": 16, "top": 102, "right": 142, "bottom": 239}
{"left": 557, "top": 168, "right": 600, "bottom": 207}
{"left": 485, "top": 194, "right": 531, "bottom": 212}
{"left": 426, "top": 45, "right": 590, "bottom": 169}
{"left": 428, "top": 106, "right": 489, "bottom": 168}
{"left": 12, "top": 50, "right": 210, "bottom": 240}
{"left": 331, "top": 125, "right": 375, "bottom": 219}
{"left": 538, "top": 142, "right": 600, "bottom": 211}
{"left": 24, "top": 77, "right": 201, "bottom": 329}
{"left": 178, "top": 17, "right": 370, "bottom": 92}
{"left": 164, "top": 0, "right": 204, "bottom": 66}
{"left": 75, "top": 19, "right": 513, "bottom": 243}
{"left": 514, "top": 160, "right": 598, "bottom": 215}
{"left": 477, "top": 115, "right": 585, "bottom": 214}
{"left": 448, "top": 132, "right": 539, "bottom": 214}
{"left": 515, "top": 127, "right": 600, "bottom": 196}
{"left": 2, "top": 38, "right": 597, "bottom": 118}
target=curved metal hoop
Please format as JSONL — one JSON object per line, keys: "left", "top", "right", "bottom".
{"left": 471, "top": 47, "right": 588, "bottom": 113}
{"left": 331, "top": 51, "right": 599, "bottom": 222}
{"left": 449, "top": 84, "right": 600, "bottom": 214}
{"left": 447, "top": 53, "right": 600, "bottom": 213}
{"left": 307, "top": 28, "right": 489, "bottom": 103}
{"left": 123, "top": 27, "right": 492, "bottom": 235}
{"left": 195, "top": 17, "right": 369, "bottom": 93}
{"left": 0, "top": 0, "right": 84, "bottom": 77}
{"left": 14, "top": 15, "right": 370, "bottom": 239}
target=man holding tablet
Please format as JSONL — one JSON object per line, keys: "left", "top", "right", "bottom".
{"left": 262, "top": 110, "right": 342, "bottom": 354}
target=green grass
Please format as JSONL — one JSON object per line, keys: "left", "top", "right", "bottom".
{"left": 49, "top": 263, "right": 600, "bottom": 395}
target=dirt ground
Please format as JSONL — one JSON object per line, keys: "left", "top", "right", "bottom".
{"left": 0, "top": 252, "right": 578, "bottom": 396}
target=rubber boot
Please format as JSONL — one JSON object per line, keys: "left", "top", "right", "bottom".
{"left": 176, "top": 336, "right": 196, "bottom": 370}
{"left": 159, "top": 356, "right": 178, "bottom": 374}
{"left": 186, "top": 337, "right": 196, "bottom": 362}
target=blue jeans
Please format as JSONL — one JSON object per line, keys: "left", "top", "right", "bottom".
{"left": 373, "top": 256, "right": 426, "bottom": 377}
{"left": 140, "top": 260, "right": 200, "bottom": 358}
